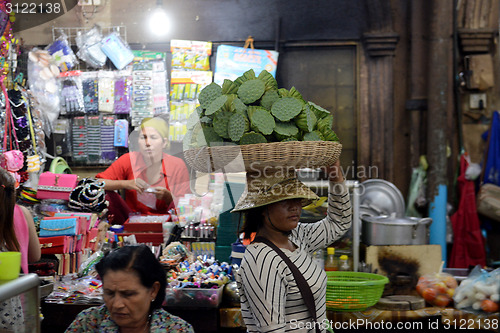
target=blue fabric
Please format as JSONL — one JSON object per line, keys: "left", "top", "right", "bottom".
{"left": 483, "top": 111, "right": 500, "bottom": 186}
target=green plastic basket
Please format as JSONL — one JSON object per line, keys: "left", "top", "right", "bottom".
{"left": 325, "top": 271, "right": 388, "bottom": 312}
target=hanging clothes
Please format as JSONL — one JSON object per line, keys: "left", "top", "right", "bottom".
{"left": 448, "top": 154, "right": 487, "bottom": 268}
{"left": 482, "top": 110, "right": 500, "bottom": 186}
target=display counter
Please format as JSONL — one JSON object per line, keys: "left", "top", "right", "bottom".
{"left": 41, "top": 300, "right": 499, "bottom": 333}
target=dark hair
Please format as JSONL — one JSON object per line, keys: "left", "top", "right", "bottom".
{"left": 0, "top": 168, "right": 20, "bottom": 251}
{"left": 239, "top": 206, "right": 265, "bottom": 240}
{"left": 96, "top": 245, "right": 166, "bottom": 310}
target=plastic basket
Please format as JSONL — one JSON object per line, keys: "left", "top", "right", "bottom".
{"left": 183, "top": 141, "right": 342, "bottom": 173}
{"left": 325, "top": 271, "right": 388, "bottom": 312}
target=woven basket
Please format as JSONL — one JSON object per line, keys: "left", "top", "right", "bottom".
{"left": 183, "top": 141, "right": 342, "bottom": 173}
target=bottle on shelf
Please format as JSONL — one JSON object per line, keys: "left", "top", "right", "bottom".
{"left": 324, "top": 247, "right": 338, "bottom": 271}
{"left": 339, "top": 255, "right": 350, "bottom": 271}
{"left": 312, "top": 249, "right": 324, "bottom": 269}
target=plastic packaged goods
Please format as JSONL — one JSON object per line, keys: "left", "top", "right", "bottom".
{"left": 324, "top": 247, "right": 338, "bottom": 271}
{"left": 339, "top": 255, "right": 350, "bottom": 271}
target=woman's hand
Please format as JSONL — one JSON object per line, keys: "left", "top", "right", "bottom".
{"left": 123, "top": 179, "right": 149, "bottom": 194}
{"left": 325, "top": 160, "right": 344, "bottom": 183}
{"left": 152, "top": 187, "right": 173, "bottom": 204}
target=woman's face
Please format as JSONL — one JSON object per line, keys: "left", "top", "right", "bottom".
{"left": 102, "top": 269, "right": 159, "bottom": 330}
{"left": 138, "top": 127, "right": 166, "bottom": 162}
{"left": 263, "top": 198, "right": 303, "bottom": 232}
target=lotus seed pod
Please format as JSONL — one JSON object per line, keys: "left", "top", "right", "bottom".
{"left": 228, "top": 113, "right": 249, "bottom": 142}
{"left": 198, "top": 82, "right": 222, "bottom": 109}
{"left": 274, "top": 121, "right": 299, "bottom": 137}
{"left": 249, "top": 107, "right": 275, "bottom": 135}
{"left": 294, "top": 105, "right": 317, "bottom": 132}
{"left": 316, "top": 115, "right": 333, "bottom": 132}
{"left": 221, "top": 79, "right": 239, "bottom": 95}
{"left": 322, "top": 128, "right": 339, "bottom": 142}
{"left": 234, "top": 69, "right": 257, "bottom": 87}
{"left": 206, "top": 95, "right": 228, "bottom": 116}
{"left": 271, "top": 97, "right": 303, "bottom": 121}
{"left": 240, "top": 132, "right": 267, "bottom": 145}
{"left": 289, "top": 87, "right": 305, "bottom": 102}
{"left": 257, "top": 70, "right": 278, "bottom": 91}
{"left": 237, "top": 79, "right": 266, "bottom": 104}
{"left": 213, "top": 110, "right": 234, "bottom": 139}
{"left": 303, "top": 130, "right": 324, "bottom": 141}
{"left": 260, "top": 90, "right": 280, "bottom": 110}
{"left": 308, "top": 101, "right": 331, "bottom": 120}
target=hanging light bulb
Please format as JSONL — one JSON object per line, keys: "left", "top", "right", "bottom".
{"left": 149, "top": 0, "right": 170, "bottom": 36}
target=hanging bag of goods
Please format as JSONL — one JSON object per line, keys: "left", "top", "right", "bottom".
{"left": 1, "top": 77, "right": 24, "bottom": 173}
{"left": 183, "top": 69, "right": 342, "bottom": 173}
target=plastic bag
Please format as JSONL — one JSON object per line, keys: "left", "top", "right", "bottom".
{"left": 100, "top": 32, "right": 134, "bottom": 70}
{"left": 46, "top": 33, "right": 78, "bottom": 72}
{"left": 27, "top": 48, "right": 61, "bottom": 136}
{"left": 416, "top": 272, "right": 458, "bottom": 307}
{"left": 76, "top": 25, "right": 107, "bottom": 68}
{"left": 453, "top": 266, "right": 500, "bottom": 313}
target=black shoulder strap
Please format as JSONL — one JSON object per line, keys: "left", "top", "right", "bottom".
{"left": 253, "top": 236, "right": 321, "bottom": 333}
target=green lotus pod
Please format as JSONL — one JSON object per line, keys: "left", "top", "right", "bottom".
{"left": 271, "top": 97, "right": 303, "bottom": 121}
{"left": 198, "top": 82, "right": 222, "bottom": 109}
{"left": 278, "top": 88, "right": 290, "bottom": 97}
{"left": 239, "top": 131, "right": 267, "bottom": 145}
{"left": 248, "top": 106, "right": 275, "bottom": 135}
{"left": 232, "top": 97, "right": 248, "bottom": 116}
{"left": 316, "top": 114, "right": 333, "bottom": 132}
{"left": 274, "top": 121, "right": 299, "bottom": 138}
{"left": 308, "top": 101, "right": 331, "bottom": 120}
{"left": 294, "top": 105, "right": 317, "bottom": 132}
{"left": 303, "top": 130, "right": 325, "bottom": 141}
{"left": 221, "top": 79, "right": 239, "bottom": 95}
{"left": 206, "top": 95, "right": 228, "bottom": 116}
{"left": 322, "top": 128, "right": 339, "bottom": 142}
{"left": 228, "top": 113, "right": 250, "bottom": 142}
{"left": 234, "top": 69, "right": 257, "bottom": 87}
{"left": 257, "top": 70, "right": 278, "bottom": 91}
{"left": 237, "top": 79, "right": 266, "bottom": 104}
{"left": 260, "top": 90, "right": 280, "bottom": 110}
{"left": 213, "top": 110, "right": 234, "bottom": 139}
{"left": 289, "top": 87, "right": 305, "bottom": 102}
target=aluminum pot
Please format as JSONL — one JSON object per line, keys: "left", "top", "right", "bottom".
{"left": 361, "top": 215, "right": 433, "bottom": 245}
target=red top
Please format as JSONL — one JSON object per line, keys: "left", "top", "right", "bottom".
{"left": 96, "top": 152, "right": 191, "bottom": 214}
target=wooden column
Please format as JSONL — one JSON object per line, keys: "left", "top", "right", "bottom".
{"left": 360, "top": 32, "right": 399, "bottom": 182}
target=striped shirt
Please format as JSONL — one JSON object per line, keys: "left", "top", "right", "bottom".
{"left": 236, "top": 181, "right": 352, "bottom": 333}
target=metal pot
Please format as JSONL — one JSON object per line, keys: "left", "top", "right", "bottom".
{"left": 361, "top": 215, "right": 433, "bottom": 245}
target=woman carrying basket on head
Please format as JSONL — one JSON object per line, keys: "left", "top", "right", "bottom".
{"left": 234, "top": 158, "right": 352, "bottom": 333}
